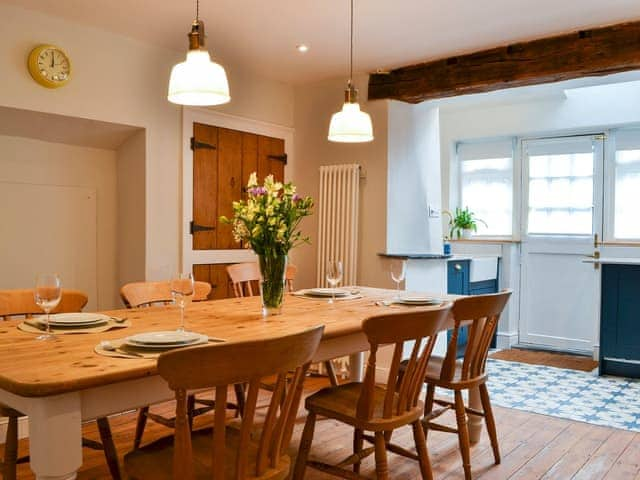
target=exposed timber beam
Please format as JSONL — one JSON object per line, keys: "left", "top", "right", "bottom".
{"left": 368, "top": 21, "right": 640, "bottom": 104}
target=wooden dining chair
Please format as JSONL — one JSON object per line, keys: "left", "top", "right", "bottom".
{"left": 0, "top": 289, "right": 121, "bottom": 480}
{"left": 293, "top": 304, "right": 452, "bottom": 480}
{"left": 119, "top": 279, "right": 244, "bottom": 450}
{"left": 225, "top": 262, "right": 297, "bottom": 297}
{"left": 120, "top": 280, "right": 212, "bottom": 308}
{"left": 226, "top": 262, "right": 340, "bottom": 386}
{"left": 124, "top": 325, "right": 324, "bottom": 480}
{"left": 418, "top": 290, "right": 512, "bottom": 480}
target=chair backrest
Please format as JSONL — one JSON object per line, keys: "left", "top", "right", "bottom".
{"left": 120, "top": 281, "right": 212, "bottom": 308}
{"left": 158, "top": 325, "right": 324, "bottom": 480}
{"left": 439, "top": 290, "right": 512, "bottom": 383}
{"left": 0, "top": 289, "right": 88, "bottom": 320}
{"left": 226, "top": 262, "right": 297, "bottom": 298}
{"left": 356, "top": 304, "right": 452, "bottom": 421}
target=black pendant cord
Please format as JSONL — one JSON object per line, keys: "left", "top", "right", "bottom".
{"left": 349, "top": 0, "right": 354, "bottom": 87}
{"left": 196, "top": 0, "right": 200, "bottom": 22}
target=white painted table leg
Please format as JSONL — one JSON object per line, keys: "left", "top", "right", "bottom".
{"left": 28, "top": 393, "right": 82, "bottom": 480}
{"left": 349, "top": 352, "right": 364, "bottom": 382}
{"left": 468, "top": 386, "right": 483, "bottom": 444}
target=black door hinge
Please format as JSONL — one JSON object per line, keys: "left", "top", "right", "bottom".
{"left": 190, "top": 221, "right": 215, "bottom": 235}
{"left": 267, "top": 153, "right": 288, "bottom": 164}
{"left": 190, "top": 137, "right": 217, "bottom": 150}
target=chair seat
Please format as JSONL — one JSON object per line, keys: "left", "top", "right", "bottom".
{"left": 305, "top": 382, "right": 423, "bottom": 431}
{"left": 421, "top": 356, "right": 487, "bottom": 389}
{"left": 124, "top": 425, "right": 290, "bottom": 480}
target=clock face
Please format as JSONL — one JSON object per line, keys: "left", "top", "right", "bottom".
{"left": 28, "top": 45, "right": 71, "bottom": 88}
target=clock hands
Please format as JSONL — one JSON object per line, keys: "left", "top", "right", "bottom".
{"left": 51, "top": 51, "right": 54, "bottom": 68}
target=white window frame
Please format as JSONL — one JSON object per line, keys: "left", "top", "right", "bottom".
{"left": 454, "top": 138, "right": 517, "bottom": 240}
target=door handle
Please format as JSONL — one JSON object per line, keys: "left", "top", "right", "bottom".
{"left": 584, "top": 251, "right": 600, "bottom": 270}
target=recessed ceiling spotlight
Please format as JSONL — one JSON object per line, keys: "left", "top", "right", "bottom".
{"left": 296, "top": 44, "right": 309, "bottom": 53}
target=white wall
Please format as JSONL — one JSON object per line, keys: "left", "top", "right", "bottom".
{"left": 0, "top": 134, "right": 118, "bottom": 308}
{"left": 292, "top": 75, "right": 391, "bottom": 289}
{"left": 387, "top": 101, "right": 442, "bottom": 254}
{"left": 0, "top": 3, "right": 294, "bottom": 287}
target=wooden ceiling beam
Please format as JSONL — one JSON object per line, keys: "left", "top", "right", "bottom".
{"left": 368, "top": 21, "right": 640, "bottom": 104}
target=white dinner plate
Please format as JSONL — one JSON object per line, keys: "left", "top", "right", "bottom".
{"left": 47, "top": 313, "right": 111, "bottom": 326}
{"left": 396, "top": 296, "right": 442, "bottom": 306}
{"left": 124, "top": 332, "right": 208, "bottom": 350}
{"left": 306, "top": 288, "right": 350, "bottom": 297}
{"left": 125, "top": 330, "right": 203, "bottom": 346}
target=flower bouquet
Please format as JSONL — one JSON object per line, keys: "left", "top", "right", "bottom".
{"left": 221, "top": 173, "right": 313, "bottom": 315}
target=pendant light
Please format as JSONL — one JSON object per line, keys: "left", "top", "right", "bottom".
{"left": 328, "top": 0, "right": 373, "bottom": 143}
{"left": 168, "top": 0, "right": 230, "bottom": 106}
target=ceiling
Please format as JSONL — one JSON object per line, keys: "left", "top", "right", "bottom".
{"left": 5, "top": 0, "right": 640, "bottom": 84}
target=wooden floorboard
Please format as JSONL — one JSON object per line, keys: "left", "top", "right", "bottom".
{"left": 7, "top": 377, "right": 639, "bottom": 479}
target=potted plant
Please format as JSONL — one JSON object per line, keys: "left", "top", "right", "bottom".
{"left": 443, "top": 207, "right": 487, "bottom": 239}
{"left": 220, "top": 173, "right": 313, "bottom": 316}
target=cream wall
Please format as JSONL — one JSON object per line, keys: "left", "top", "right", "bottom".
{"left": 292, "top": 75, "right": 392, "bottom": 289}
{"left": 116, "top": 130, "right": 146, "bottom": 296}
{"left": 0, "top": 134, "right": 118, "bottom": 308}
{"left": 0, "top": 3, "right": 294, "bottom": 285}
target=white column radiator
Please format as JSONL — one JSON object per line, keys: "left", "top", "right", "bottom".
{"left": 316, "top": 164, "right": 360, "bottom": 287}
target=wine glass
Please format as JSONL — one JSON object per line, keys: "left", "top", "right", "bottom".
{"left": 326, "top": 260, "right": 343, "bottom": 304}
{"left": 171, "top": 273, "right": 194, "bottom": 332}
{"left": 34, "top": 273, "right": 62, "bottom": 341}
{"left": 390, "top": 259, "right": 407, "bottom": 300}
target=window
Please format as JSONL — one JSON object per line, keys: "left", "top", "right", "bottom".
{"left": 457, "top": 140, "right": 513, "bottom": 236}
{"left": 613, "top": 129, "right": 640, "bottom": 239}
{"left": 523, "top": 137, "right": 596, "bottom": 236}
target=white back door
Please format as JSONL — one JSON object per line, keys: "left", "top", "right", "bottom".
{"left": 519, "top": 135, "right": 604, "bottom": 354}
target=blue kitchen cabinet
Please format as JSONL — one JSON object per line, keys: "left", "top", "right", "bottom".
{"left": 447, "top": 259, "right": 499, "bottom": 357}
{"left": 600, "top": 263, "right": 640, "bottom": 378}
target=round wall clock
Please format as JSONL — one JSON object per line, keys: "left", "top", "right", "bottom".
{"left": 27, "top": 44, "right": 71, "bottom": 89}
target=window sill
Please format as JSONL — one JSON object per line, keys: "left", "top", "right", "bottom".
{"left": 449, "top": 238, "right": 520, "bottom": 244}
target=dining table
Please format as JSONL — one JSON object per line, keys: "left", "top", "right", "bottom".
{"left": 0, "top": 286, "right": 483, "bottom": 479}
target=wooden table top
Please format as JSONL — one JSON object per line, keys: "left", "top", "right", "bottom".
{"left": 0, "top": 287, "right": 455, "bottom": 398}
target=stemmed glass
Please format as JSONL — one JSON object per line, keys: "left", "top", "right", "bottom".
{"left": 34, "top": 273, "right": 62, "bottom": 341}
{"left": 326, "top": 260, "right": 343, "bottom": 305}
{"left": 390, "top": 259, "right": 407, "bottom": 300}
{"left": 171, "top": 273, "right": 194, "bottom": 332}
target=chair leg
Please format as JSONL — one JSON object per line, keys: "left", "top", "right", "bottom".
{"left": 479, "top": 383, "right": 500, "bottom": 465}
{"left": 187, "top": 395, "right": 196, "bottom": 431}
{"left": 423, "top": 384, "right": 435, "bottom": 435}
{"left": 292, "top": 411, "right": 316, "bottom": 480}
{"left": 133, "top": 407, "right": 149, "bottom": 450}
{"left": 412, "top": 420, "right": 433, "bottom": 480}
{"left": 234, "top": 383, "right": 246, "bottom": 417}
{"left": 373, "top": 431, "right": 389, "bottom": 480}
{"left": 353, "top": 428, "right": 364, "bottom": 474}
{"left": 325, "top": 360, "right": 340, "bottom": 387}
{"left": 454, "top": 391, "right": 472, "bottom": 480}
{"left": 96, "top": 417, "right": 121, "bottom": 480}
{"left": 3, "top": 415, "right": 18, "bottom": 480}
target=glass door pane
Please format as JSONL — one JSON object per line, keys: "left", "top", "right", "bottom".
{"left": 524, "top": 137, "right": 599, "bottom": 236}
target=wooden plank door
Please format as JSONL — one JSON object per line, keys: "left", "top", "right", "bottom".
{"left": 189, "top": 123, "right": 287, "bottom": 299}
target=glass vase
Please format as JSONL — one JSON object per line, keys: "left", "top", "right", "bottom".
{"left": 258, "top": 253, "right": 287, "bottom": 317}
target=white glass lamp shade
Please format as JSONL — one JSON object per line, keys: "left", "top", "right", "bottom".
{"left": 328, "top": 102, "right": 374, "bottom": 143}
{"left": 168, "top": 50, "right": 230, "bottom": 106}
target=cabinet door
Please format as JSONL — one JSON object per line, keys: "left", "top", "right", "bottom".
{"left": 601, "top": 264, "right": 640, "bottom": 376}
{"left": 192, "top": 123, "right": 218, "bottom": 250}
{"left": 447, "top": 260, "right": 470, "bottom": 357}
